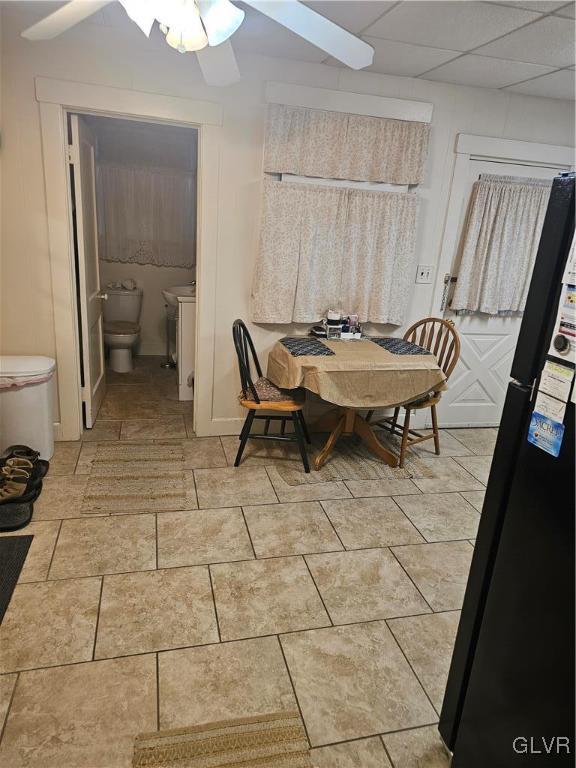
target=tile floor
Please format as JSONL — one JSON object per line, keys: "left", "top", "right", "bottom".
{"left": 0, "top": 357, "right": 497, "bottom": 767}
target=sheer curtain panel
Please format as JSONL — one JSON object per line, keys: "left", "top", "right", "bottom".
{"left": 251, "top": 179, "right": 419, "bottom": 324}
{"left": 451, "top": 174, "right": 552, "bottom": 315}
{"left": 97, "top": 164, "right": 196, "bottom": 269}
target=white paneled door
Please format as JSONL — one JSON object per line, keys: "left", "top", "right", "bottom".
{"left": 70, "top": 114, "right": 106, "bottom": 428}
{"left": 431, "top": 159, "right": 562, "bottom": 428}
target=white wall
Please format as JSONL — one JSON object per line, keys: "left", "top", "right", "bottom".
{"left": 100, "top": 261, "right": 195, "bottom": 355}
{"left": 1, "top": 3, "right": 574, "bottom": 433}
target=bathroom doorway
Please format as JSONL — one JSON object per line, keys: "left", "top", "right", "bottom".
{"left": 68, "top": 111, "right": 198, "bottom": 435}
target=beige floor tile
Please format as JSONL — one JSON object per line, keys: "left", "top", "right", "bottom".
{"left": 344, "top": 478, "right": 420, "bottom": 498}
{"left": 312, "top": 737, "right": 392, "bottom": 767}
{"left": 158, "top": 508, "right": 253, "bottom": 567}
{"left": 33, "top": 476, "right": 90, "bottom": 521}
{"left": 446, "top": 428, "right": 498, "bottom": 456}
{"left": 210, "top": 556, "right": 330, "bottom": 641}
{"left": 460, "top": 490, "right": 485, "bottom": 512}
{"left": 74, "top": 442, "right": 98, "bottom": 475}
{"left": 388, "top": 611, "right": 460, "bottom": 712}
{"left": 373, "top": 428, "right": 473, "bottom": 459}
{"left": 281, "top": 622, "right": 437, "bottom": 746}
{"left": 194, "top": 466, "right": 277, "bottom": 508}
{"left": 159, "top": 636, "right": 296, "bottom": 729}
{"left": 411, "top": 459, "right": 483, "bottom": 494}
{"left": 184, "top": 413, "right": 195, "bottom": 438}
{"left": 0, "top": 674, "right": 17, "bottom": 732}
{"left": 0, "top": 578, "right": 101, "bottom": 673}
{"left": 393, "top": 493, "right": 479, "bottom": 543}
{"left": 182, "top": 437, "right": 227, "bottom": 469}
{"left": 107, "top": 366, "right": 153, "bottom": 385}
{"left": 49, "top": 514, "right": 156, "bottom": 579}
{"left": 322, "top": 497, "right": 424, "bottom": 549}
{"left": 454, "top": 455, "right": 492, "bottom": 485}
{"left": 266, "top": 465, "right": 352, "bottom": 503}
{"left": 49, "top": 442, "right": 81, "bottom": 475}
{"left": 220, "top": 435, "right": 301, "bottom": 466}
{"left": 382, "top": 725, "right": 450, "bottom": 767}
{"left": 306, "top": 549, "right": 430, "bottom": 624}
{"left": 243, "top": 501, "right": 343, "bottom": 557}
{"left": 0, "top": 655, "right": 157, "bottom": 768}
{"left": 120, "top": 417, "right": 187, "bottom": 440}
{"left": 0, "top": 521, "right": 60, "bottom": 582}
{"left": 82, "top": 421, "right": 122, "bottom": 441}
{"left": 95, "top": 566, "right": 218, "bottom": 658}
{"left": 392, "top": 542, "right": 474, "bottom": 611}
{"left": 101, "top": 398, "right": 191, "bottom": 420}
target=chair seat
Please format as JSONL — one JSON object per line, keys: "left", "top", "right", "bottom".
{"left": 405, "top": 391, "right": 442, "bottom": 409}
{"left": 240, "top": 377, "right": 304, "bottom": 411}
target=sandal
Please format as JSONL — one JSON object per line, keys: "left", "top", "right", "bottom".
{"left": 0, "top": 447, "right": 49, "bottom": 480}
{"left": 1, "top": 457, "right": 47, "bottom": 486}
{"left": 0, "top": 467, "right": 40, "bottom": 506}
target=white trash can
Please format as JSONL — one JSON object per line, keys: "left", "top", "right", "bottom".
{"left": 0, "top": 356, "right": 56, "bottom": 460}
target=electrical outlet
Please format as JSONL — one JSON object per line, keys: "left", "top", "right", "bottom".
{"left": 416, "top": 264, "right": 433, "bottom": 284}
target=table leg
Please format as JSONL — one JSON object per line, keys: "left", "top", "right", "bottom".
{"left": 353, "top": 412, "right": 398, "bottom": 468}
{"left": 314, "top": 414, "right": 346, "bottom": 470}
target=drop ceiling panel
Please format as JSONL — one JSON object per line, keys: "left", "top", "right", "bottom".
{"left": 505, "top": 67, "right": 576, "bottom": 97}
{"left": 304, "top": 1, "right": 395, "bottom": 34}
{"left": 364, "top": 1, "right": 541, "bottom": 51}
{"left": 363, "top": 37, "right": 461, "bottom": 77}
{"left": 424, "top": 53, "right": 556, "bottom": 87}
{"left": 476, "top": 15, "right": 575, "bottom": 66}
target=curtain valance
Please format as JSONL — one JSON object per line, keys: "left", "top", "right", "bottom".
{"left": 451, "top": 174, "right": 552, "bottom": 316}
{"left": 251, "top": 179, "right": 419, "bottom": 324}
{"left": 97, "top": 163, "right": 196, "bottom": 269}
{"left": 263, "top": 103, "right": 430, "bottom": 185}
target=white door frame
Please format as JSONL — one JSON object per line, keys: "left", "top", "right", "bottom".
{"left": 36, "top": 77, "right": 222, "bottom": 441}
{"left": 431, "top": 133, "right": 574, "bottom": 314}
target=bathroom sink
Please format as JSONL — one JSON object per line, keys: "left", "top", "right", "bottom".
{"left": 162, "top": 285, "right": 196, "bottom": 306}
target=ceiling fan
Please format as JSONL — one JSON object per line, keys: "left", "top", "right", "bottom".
{"left": 21, "top": 0, "right": 374, "bottom": 87}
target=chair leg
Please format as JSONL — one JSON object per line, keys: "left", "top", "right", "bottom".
{"left": 431, "top": 404, "right": 441, "bottom": 455}
{"left": 365, "top": 410, "right": 374, "bottom": 423}
{"left": 235, "top": 410, "right": 255, "bottom": 467}
{"left": 292, "top": 412, "right": 310, "bottom": 473}
{"left": 238, "top": 411, "right": 251, "bottom": 441}
{"left": 390, "top": 407, "right": 400, "bottom": 433}
{"left": 297, "top": 410, "right": 311, "bottom": 444}
{"left": 399, "top": 408, "right": 411, "bottom": 469}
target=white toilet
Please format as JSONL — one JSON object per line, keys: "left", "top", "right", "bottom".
{"left": 103, "top": 287, "right": 143, "bottom": 373}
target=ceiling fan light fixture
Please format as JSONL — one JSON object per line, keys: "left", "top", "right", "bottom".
{"left": 197, "top": 0, "right": 245, "bottom": 47}
{"left": 162, "top": 1, "right": 209, "bottom": 53}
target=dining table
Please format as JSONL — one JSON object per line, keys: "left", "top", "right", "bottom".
{"left": 267, "top": 335, "right": 447, "bottom": 470}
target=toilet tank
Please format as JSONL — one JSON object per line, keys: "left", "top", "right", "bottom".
{"left": 103, "top": 288, "right": 143, "bottom": 323}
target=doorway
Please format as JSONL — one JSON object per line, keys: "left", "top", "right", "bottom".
{"left": 68, "top": 111, "right": 199, "bottom": 434}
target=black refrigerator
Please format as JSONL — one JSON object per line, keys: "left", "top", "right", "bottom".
{"left": 439, "top": 172, "right": 575, "bottom": 767}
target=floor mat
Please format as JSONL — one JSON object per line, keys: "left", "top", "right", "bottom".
{"left": 132, "top": 711, "right": 312, "bottom": 768}
{"left": 0, "top": 535, "right": 33, "bottom": 624}
{"left": 82, "top": 443, "right": 196, "bottom": 513}
{"left": 273, "top": 433, "right": 434, "bottom": 485}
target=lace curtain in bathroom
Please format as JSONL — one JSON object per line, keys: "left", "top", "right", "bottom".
{"left": 97, "top": 164, "right": 196, "bottom": 269}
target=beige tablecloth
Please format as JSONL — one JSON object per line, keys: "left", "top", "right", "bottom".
{"left": 267, "top": 338, "right": 446, "bottom": 409}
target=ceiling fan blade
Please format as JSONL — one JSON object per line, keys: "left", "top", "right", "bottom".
{"left": 241, "top": 0, "right": 374, "bottom": 70}
{"left": 196, "top": 41, "right": 241, "bottom": 86}
{"left": 21, "top": 0, "right": 114, "bottom": 40}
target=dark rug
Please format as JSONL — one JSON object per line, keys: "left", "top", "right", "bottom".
{"left": 0, "top": 536, "right": 32, "bottom": 624}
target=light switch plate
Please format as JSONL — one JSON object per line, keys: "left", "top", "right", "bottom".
{"left": 416, "top": 264, "right": 434, "bottom": 284}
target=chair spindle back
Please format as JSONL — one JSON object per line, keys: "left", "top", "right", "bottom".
{"left": 404, "top": 317, "right": 461, "bottom": 380}
{"left": 232, "top": 319, "right": 263, "bottom": 403}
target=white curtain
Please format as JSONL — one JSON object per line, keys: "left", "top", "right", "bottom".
{"left": 264, "top": 104, "right": 430, "bottom": 185}
{"left": 451, "top": 174, "right": 552, "bottom": 315}
{"left": 97, "top": 164, "right": 196, "bottom": 268}
{"left": 251, "top": 179, "right": 419, "bottom": 324}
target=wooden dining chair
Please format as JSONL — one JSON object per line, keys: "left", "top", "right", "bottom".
{"left": 232, "top": 319, "right": 311, "bottom": 472}
{"left": 368, "top": 318, "right": 461, "bottom": 468}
